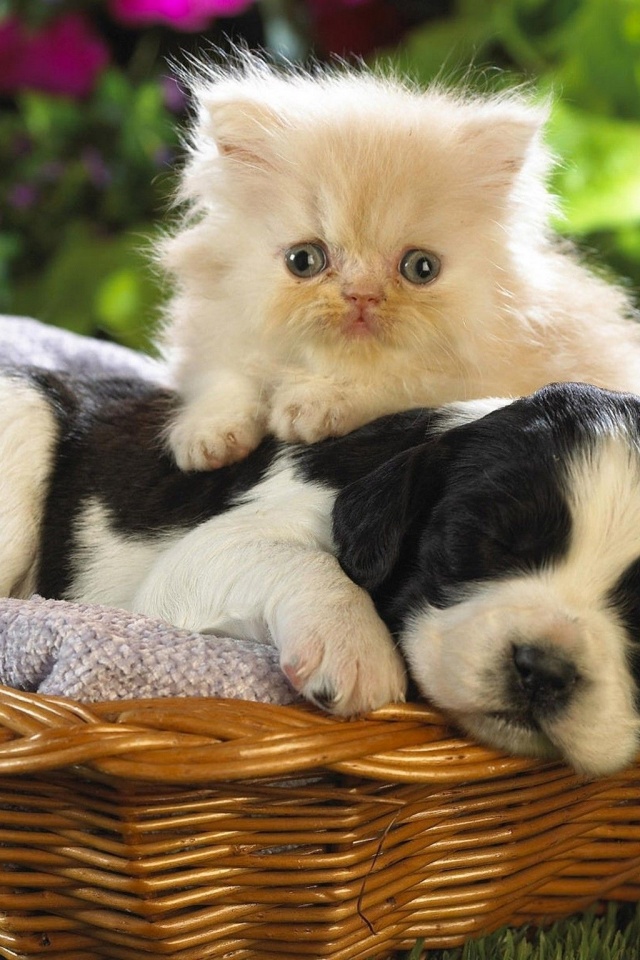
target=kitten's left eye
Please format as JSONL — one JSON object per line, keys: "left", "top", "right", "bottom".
{"left": 284, "top": 242, "right": 328, "bottom": 279}
{"left": 399, "top": 249, "right": 441, "bottom": 285}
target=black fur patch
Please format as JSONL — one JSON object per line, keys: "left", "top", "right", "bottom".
{"left": 32, "top": 372, "right": 280, "bottom": 598}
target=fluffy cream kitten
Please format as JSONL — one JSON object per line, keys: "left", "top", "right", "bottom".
{"left": 159, "top": 52, "right": 640, "bottom": 470}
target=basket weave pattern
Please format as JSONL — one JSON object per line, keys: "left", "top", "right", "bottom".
{"left": 0, "top": 686, "right": 639, "bottom": 959}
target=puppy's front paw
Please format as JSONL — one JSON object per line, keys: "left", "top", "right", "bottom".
{"left": 269, "top": 381, "right": 361, "bottom": 444}
{"left": 279, "top": 603, "right": 407, "bottom": 716}
{"left": 168, "top": 408, "right": 264, "bottom": 471}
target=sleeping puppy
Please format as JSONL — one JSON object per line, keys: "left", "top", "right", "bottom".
{"left": 1, "top": 368, "right": 640, "bottom": 776}
{"left": 335, "top": 383, "right": 640, "bottom": 777}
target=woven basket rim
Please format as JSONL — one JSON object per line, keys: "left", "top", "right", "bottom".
{"left": 0, "top": 682, "right": 606, "bottom": 786}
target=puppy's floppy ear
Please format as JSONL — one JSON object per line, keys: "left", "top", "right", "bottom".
{"left": 333, "top": 440, "right": 448, "bottom": 592}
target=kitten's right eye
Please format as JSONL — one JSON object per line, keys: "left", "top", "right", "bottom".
{"left": 399, "top": 248, "right": 441, "bottom": 285}
{"left": 284, "top": 242, "right": 328, "bottom": 279}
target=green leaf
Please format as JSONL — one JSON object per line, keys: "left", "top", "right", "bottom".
{"left": 375, "top": 0, "right": 505, "bottom": 88}
{"left": 547, "top": 102, "right": 640, "bottom": 234}
{"left": 551, "top": 0, "right": 640, "bottom": 118}
{"left": 96, "top": 269, "right": 143, "bottom": 331}
{"left": 404, "top": 938, "right": 425, "bottom": 960}
{"left": 9, "top": 221, "right": 161, "bottom": 350}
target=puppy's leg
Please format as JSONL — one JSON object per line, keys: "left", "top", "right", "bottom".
{"left": 132, "top": 521, "right": 406, "bottom": 715}
{"left": 0, "top": 374, "right": 58, "bottom": 597}
{"left": 166, "top": 370, "right": 267, "bottom": 471}
{"left": 265, "top": 548, "right": 407, "bottom": 715}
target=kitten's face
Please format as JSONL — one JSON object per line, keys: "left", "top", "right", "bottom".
{"left": 252, "top": 118, "right": 522, "bottom": 371}
{"left": 180, "top": 69, "right": 548, "bottom": 374}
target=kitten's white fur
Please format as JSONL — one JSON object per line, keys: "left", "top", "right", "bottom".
{"left": 159, "top": 52, "right": 640, "bottom": 470}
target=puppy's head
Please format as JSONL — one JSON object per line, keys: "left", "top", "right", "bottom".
{"left": 334, "top": 382, "right": 640, "bottom": 776}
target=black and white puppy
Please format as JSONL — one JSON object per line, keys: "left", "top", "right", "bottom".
{"left": 2, "top": 368, "right": 640, "bottom": 776}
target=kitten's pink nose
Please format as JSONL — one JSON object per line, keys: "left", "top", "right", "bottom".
{"left": 343, "top": 285, "right": 384, "bottom": 305}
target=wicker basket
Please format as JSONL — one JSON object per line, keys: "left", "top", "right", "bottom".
{"left": 0, "top": 685, "right": 639, "bottom": 960}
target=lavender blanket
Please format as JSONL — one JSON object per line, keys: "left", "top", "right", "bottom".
{"left": 0, "top": 316, "right": 299, "bottom": 705}
{"left": 0, "top": 596, "right": 297, "bottom": 704}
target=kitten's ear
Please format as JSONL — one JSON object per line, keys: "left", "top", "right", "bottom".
{"left": 198, "top": 93, "right": 284, "bottom": 169}
{"left": 457, "top": 100, "right": 549, "bottom": 190}
{"left": 333, "top": 440, "right": 449, "bottom": 592}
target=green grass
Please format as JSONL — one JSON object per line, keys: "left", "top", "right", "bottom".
{"left": 393, "top": 902, "right": 640, "bottom": 959}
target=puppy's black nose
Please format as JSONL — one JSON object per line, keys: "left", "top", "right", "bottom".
{"left": 512, "top": 643, "right": 578, "bottom": 709}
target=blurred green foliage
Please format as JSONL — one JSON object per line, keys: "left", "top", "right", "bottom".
{"left": 0, "top": 62, "right": 179, "bottom": 349}
{"left": 1, "top": 0, "right": 639, "bottom": 351}
{"left": 390, "top": 0, "right": 640, "bottom": 290}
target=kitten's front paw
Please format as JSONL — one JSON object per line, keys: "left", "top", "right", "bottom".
{"left": 278, "top": 604, "right": 407, "bottom": 716}
{"left": 269, "top": 381, "right": 361, "bottom": 444}
{"left": 168, "top": 409, "right": 264, "bottom": 471}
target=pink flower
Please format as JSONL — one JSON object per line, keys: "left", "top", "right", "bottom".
{"left": 307, "top": 0, "right": 404, "bottom": 58}
{"left": 0, "top": 14, "right": 110, "bottom": 99}
{"left": 109, "top": 0, "right": 255, "bottom": 32}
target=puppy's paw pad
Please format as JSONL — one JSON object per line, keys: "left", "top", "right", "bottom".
{"left": 280, "top": 627, "right": 407, "bottom": 717}
{"left": 281, "top": 653, "right": 321, "bottom": 691}
{"left": 307, "top": 684, "right": 339, "bottom": 711}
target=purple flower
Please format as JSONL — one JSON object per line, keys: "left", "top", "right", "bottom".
{"left": 7, "top": 183, "right": 39, "bottom": 211}
{"left": 0, "top": 14, "right": 110, "bottom": 99}
{"left": 82, "top": 148, "right": 113, "bottom": 189}
{"left": 109, "top": 0, "right": 255, "bottom": 32}
{"left": 162, "top": 74, "right": 189, "bottom": 113}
